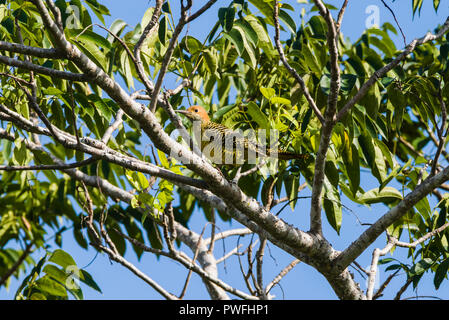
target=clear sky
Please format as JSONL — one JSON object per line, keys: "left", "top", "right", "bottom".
{"left": 1, "top": 0, "right": 449, "bottom": 300}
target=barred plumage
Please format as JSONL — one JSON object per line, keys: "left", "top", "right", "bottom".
{"left": 176, "top": 105, "right": 309, "bottom": 165}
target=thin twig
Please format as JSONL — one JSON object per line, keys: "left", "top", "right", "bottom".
{"left": 380, "top": 0, "right": 406, "bottom": 47}
{"left": 336, "top": 0, "right": 349, "bottom": 34}
{"left": 0, "top": 242, "right": 33, "bottom": 287}
{"left": 266, "top": 259, "right": 300, "bottom": 293}
{"left": 0, "top": 157, "right": 98, "bottom": 171}
{"left": 394, "top": 277, "right": 413, "bottom": 300}
{"left": 431, "top": 87, "right": 448, "bottom": 176}
{"left": 273, "top": 1, "right": 324, "bottom": 124}
{"left": 372, "top": 269, "right": 400, "bottom": 300}
{"left": 255, "top": 237, "right": 267, "bottom": 299}
{"left": 393, "top": 222, "right": 449, "bottom": 248}
{"left": 149, "top": 0, "right": 192, "bottom": 113}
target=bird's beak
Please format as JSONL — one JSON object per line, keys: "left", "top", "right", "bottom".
{"left": 175, "top": 109, "right": 189, "bottom": 115}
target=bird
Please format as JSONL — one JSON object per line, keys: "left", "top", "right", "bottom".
{"left": 175, "top": 105, "right": 309, "bottom": 166}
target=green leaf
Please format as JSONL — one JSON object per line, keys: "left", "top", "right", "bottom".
{"left": 433, "top": 0, "right": 441, "bottom": 11}
{"left": 136, "top": 172, "right": 149, "bottom": 190}
{"left": 340, "top": 74, "right": 357, "bottom": 94}
{"left": 246, "top": 101, "right": 269, "bottom": 130}
{"left": 85, "top": 0, "right": 110, "bottom": 25}
{"left": 343, "top": 139, "right": 360, "bottom": 196}
{"left": 320, "top": 74, "right": 331, "bottom": 95}
{"left": 379, "top": 159, "right": 412, "bottom": 191}
{"left": 412, "top": 0, "right": 423, "bottom": 16}
{"left": 434, "top": 258, "right": 449, "bottom": 290}
{"left": 35, "top": 275, "right": 68, "bottom": 298}
{"left": 278, "top": 9, "right": 296, "bottom": 34}
{"left": 183, "top": 36, "right": 203, "bottom": 55}
{"left": 309, "top": 15, "right": 326, "bottom": 39}
{"left": 323, "top": 177, "right": 342, "bottom": 234}
{"left": 283, "top": 175, "right": 300, "bottom": 210}
{"left": 158, "top": 15, "right": 167, "bottom": 43}
{"left": 302, "top": 43, "right": 321, "bottom": 74}
{"left": 212, "top": 105, "right": 237, "bottom": 121}
{"left": 120, "top": 49, "right": 134, "bottom": 89}
{"left": 218, "top": 7, "right": 235, "bottom": 32}
{"left": 233, "top": 24, "right": 257, "bottom": 68}
{"left": 411, "top": 258, "right": 433, "bottom": 276}
{"left": 260, "top": 87, "right": 275, "bottom": 100}
{"left": 243, "top": 15, "right": 272, "bottom": 53}
{"left": 358, "top": 187, "right": 402, "bottom": 204}
{"left": 66, "top": 29, "right": 110, "bottom": 70}
{"left": 223, "top": 28, "right": 244, "bottom": 56}
{"left": 203, "top": 48, "right": 218, "bottom": 74}
{"left": 49, "top": 249, "right": 77, "bottom": 270}
{"left": 79, "top": 269, "right": 102, "bottom": 293}
{"left": 43, "top": 264, "right": 68, "bottom": 283}
{"left": 13, "top": 139, "right": 27, "bottom": 165}
{"left": 90, "top": 95, "right": 112, "bottom": 122}
{"left": 270, "top": 97, "right": 291, "bottom": 105}
{"left": 234, "top": 19, "right": 258, "bottom": 46}
{"left": 141, "top": 7, "right": 155, "bottom": 30}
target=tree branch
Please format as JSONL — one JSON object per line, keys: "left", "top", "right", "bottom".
{"left": 0, "top": 54, "right": 88, "bottom": 81}
{"left": 366, "top": 238, "right": 395, "bottom": 299}
{"left": 0, "top": 41, "right": 66, "bottom": 59}
{"left": 335, "top": 164, "right": 449, "bottom": 271}
{"left": 273, "top": 1, "right": 324, "bottom": 124}
{"left": 336, "top": 16, "right": 449, "bottom": 121}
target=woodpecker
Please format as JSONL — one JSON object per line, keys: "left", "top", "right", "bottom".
{"left": 175, "top": 105, "right": 309, "bottom": 165}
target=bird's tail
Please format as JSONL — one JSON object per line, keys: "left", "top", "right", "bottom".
{"left": 268, "top": 149, "right": 310, "bottom": 161}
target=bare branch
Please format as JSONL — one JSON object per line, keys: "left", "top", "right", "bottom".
{"left": 266, "top": 259, "right": 300, "bottom": 294}
{"left": 0, "top": 54, "right": 88, "bottom": 81}
{"left": 133, "top": 0, "right": 163, "bottom": 94}
{"left": 186, "top": 0, "right": 219, "bottom": 23}
{"left": 101, "top": 109, "right": 125, "bottom": 144}
{"left": 0, "top": 157, "right": 98, "bottom": 171}
{"left": 216, "top": 244, "right": 244, "bottom": 264}
{"left": 233, "top": 160, "right": 265, "bottom": 184}
{"left": 431, "top": 89, "right": 448, "bottom": 176}
{"left": 95, "top": 244, "right": 179, "bottom": 300}
{"left": 393, "top": 222, "right": 449, "bottom": 248}
{"left": 204, "top": 228, "right": 253, "bottom": 246}
{"left": 394, "top": 277, "right": 413, "bottom": 300}
{"left": 149, "top": 1, "right": 192, "bottom": 113}
{"left": 308, "top": 0, "right": 341, "bottom": 236}
{"left": 255, "top": 237, "right": 268, "bottom": 299}
{"left": 380, "top": 0, "right": 406, "bottom": 47}
{"left": 373, "top": 269, "right": 400, "bottom": 300}
{"left": 336, "top": 0, "right": 349, "bottom": 34}
{"left": 366, "top": 238, "right": 395, "bottom": 300}
{"left": 45, "top": 0, "right": 63, "bottom": 31}
{"left": 0, "top": 41, "right": 66, "bottom": 59}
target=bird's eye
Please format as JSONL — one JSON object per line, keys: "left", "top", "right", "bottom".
{"left": 194, "top": 109, "right": 199, "bottom": 113}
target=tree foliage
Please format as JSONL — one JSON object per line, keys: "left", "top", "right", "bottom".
{"left": 0, "top": 0, "right": 449, "bottom": 300}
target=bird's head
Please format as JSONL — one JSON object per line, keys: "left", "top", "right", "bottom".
{"left": 175, "top": 105, "right": 210, "bottom": 123}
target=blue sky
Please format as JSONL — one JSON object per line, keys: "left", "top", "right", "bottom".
{"left": 1, "top": 0, "right": 449, "bottom": 300}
